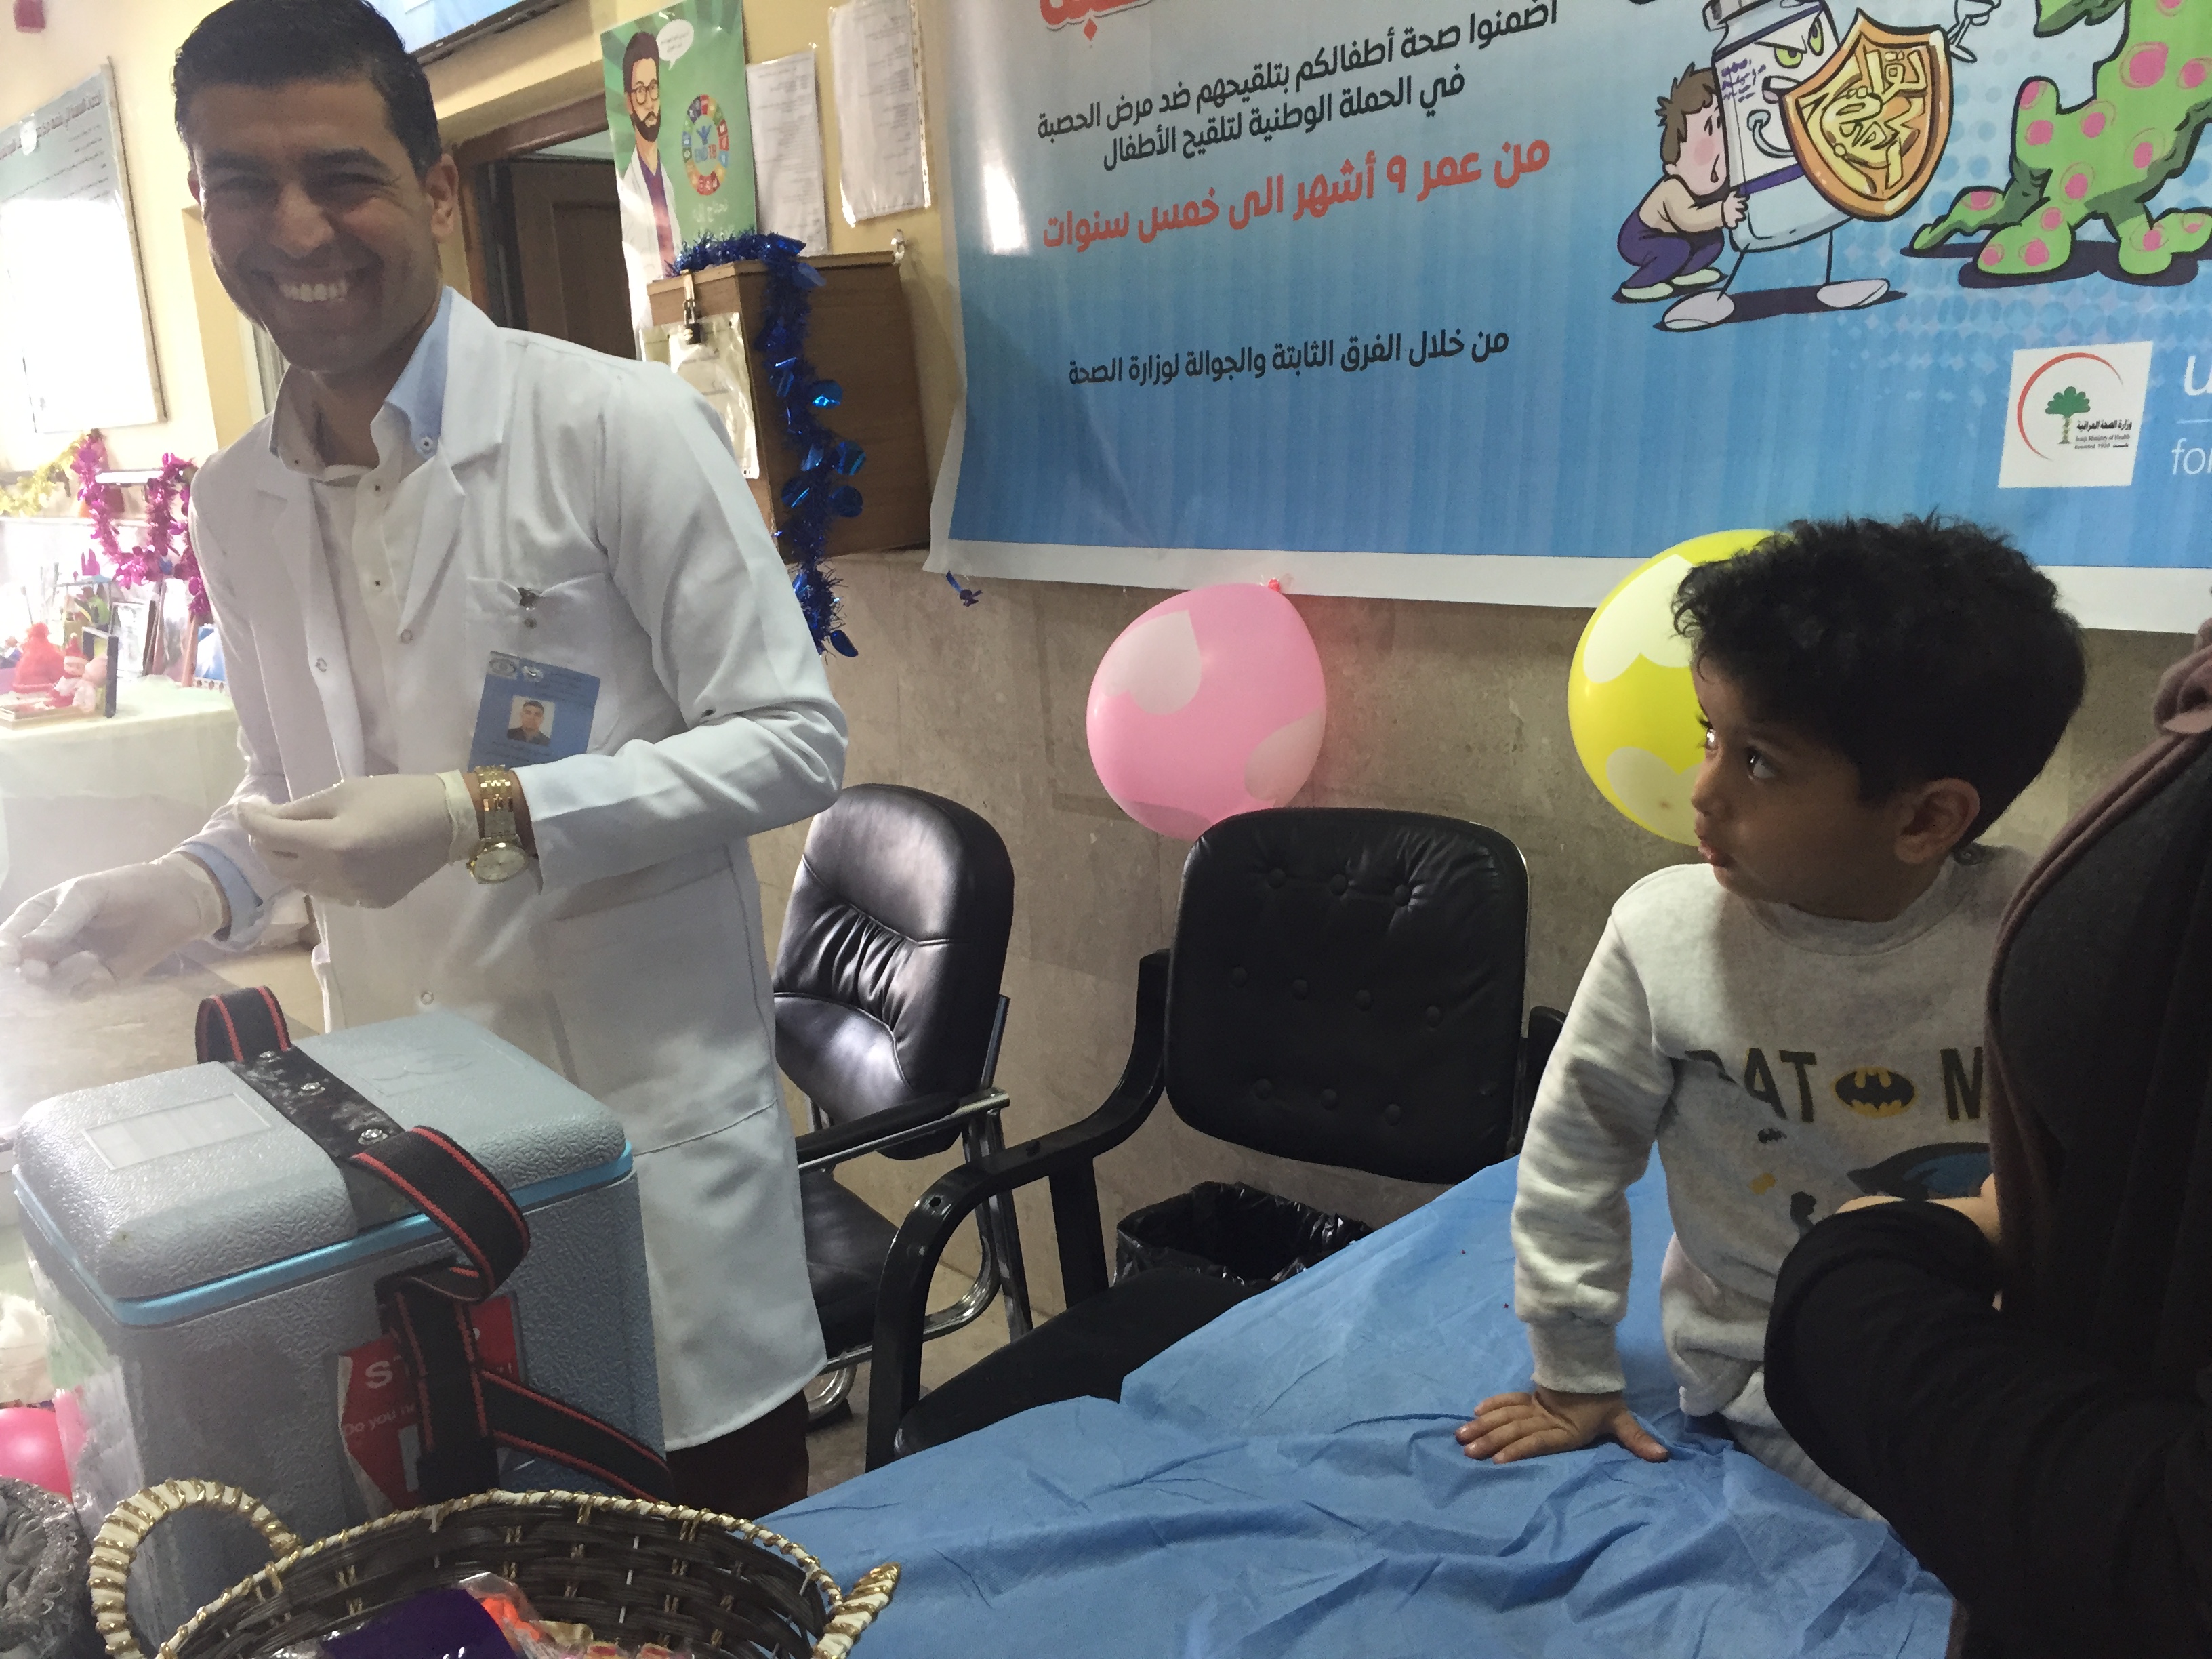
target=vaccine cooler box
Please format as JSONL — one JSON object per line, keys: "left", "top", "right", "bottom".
{"left": 12, "top": 1010, "right": 663, "bottom": 1646}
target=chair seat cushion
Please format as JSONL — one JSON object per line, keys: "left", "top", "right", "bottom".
{"left": 894, "top": 1267, "right": 1257, "bottom": 1457}
{"left": 802, "top": 1170, "right": 899, "bottom": 1358}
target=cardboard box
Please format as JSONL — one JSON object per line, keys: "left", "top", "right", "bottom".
{"left": 649, "top": 252, "right": 929, "bottom": 557}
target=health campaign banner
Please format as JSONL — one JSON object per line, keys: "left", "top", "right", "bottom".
{"left": 928, "top": 0, "right": 2212, "bottom": 628}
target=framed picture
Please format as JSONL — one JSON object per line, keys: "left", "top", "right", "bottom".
{"left": 112, "top": 596, "right": 154, "bottom": 681}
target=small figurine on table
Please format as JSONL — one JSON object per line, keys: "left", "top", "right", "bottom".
{"left": 11, "top": 626, "right": 61, "bottom": 696}
{"left": 66, "top": 651, "right": 108, "bottom": 713}
{"left": 47, "top": 649, "right": 87, "bottom": 710}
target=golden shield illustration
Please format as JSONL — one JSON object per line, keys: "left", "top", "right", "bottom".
{"left": 1782, "top": 17, "right": 1952, "bottom": 220}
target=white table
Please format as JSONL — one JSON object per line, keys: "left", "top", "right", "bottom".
{"left": 0, "top": 678, "right": 245, "bottom": 914}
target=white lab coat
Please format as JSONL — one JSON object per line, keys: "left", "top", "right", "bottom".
{"left": 616, "top": 148, "right": 678, "bottom": 330}
{"left": 186, "top": 293, "right": 846, "bottom": 1448}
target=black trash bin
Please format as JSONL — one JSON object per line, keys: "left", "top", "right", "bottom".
{"left": 1115, "top": 1181, "right": 1372, "bottom": 1288}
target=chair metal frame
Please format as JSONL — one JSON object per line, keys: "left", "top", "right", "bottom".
{"left": 792, "top": 994, "right": 1033, "bottom": 1417}
{"left": 861, "top": 956, "right": 1170, "bottom": 1467}
{"left": 859, "top": 825, "right": 1566, "bottom": 1468}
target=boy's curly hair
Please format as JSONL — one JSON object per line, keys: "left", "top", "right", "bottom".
{"left": 1672, "top": 516, "right": 2085, "bottom": 840}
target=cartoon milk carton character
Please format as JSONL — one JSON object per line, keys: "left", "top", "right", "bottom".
{"left": 1658, "top": 0, "right": 1906, "bottom": 328}
{"left": 1706, "top": 0, "right": 1851, "bottom": 249}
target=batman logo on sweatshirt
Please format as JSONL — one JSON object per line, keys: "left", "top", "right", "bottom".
{"left": 1832, "top": 1065, "right": 1917, "bottom": 1117}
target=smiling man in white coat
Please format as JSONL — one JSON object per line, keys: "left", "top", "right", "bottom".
{"left": 0, "top": 0, "right": 844, "bottom": 1516}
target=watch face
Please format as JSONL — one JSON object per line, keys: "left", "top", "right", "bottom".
{"left": 470, "top": 842, "right": 531, "bottom": 884}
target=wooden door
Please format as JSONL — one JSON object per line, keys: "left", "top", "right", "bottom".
{"left": 508, "top": 159, "right": 635, "bottom": 360}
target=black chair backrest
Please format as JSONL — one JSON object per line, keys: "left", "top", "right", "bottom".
{"left": 1165, "top": 808, "right": 1530, "bottom": 1184}
{"left": 774, "top": 785, "right": 1016, "bottom": 1135}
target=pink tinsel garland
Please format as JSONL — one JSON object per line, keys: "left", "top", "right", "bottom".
{"left": 70, "top": 430, "right": 121, "bottom": 577}
{"left": 76, "top": 434, "right": 209, "bottom": 625}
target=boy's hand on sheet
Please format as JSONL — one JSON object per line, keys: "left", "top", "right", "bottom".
{"left": 1455, "top": 1386, "right": 1671, "bottom": 1465}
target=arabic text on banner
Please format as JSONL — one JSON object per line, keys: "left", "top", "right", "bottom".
{"left": 936, "top": 0, "right": 2212, "bottom": 626}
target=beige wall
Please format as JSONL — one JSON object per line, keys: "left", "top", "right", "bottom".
{"left": 756, "top": 558, "right": 2194, "bottom": 1305}
{"left": 4, "top": 1, "right": 2195, "bottom": 1307}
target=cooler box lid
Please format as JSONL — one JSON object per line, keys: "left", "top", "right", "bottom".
{"left": 13, "top": 1011, "right": 630, "bottom": 1311}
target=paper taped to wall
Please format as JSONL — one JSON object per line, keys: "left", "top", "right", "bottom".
{"left": 829, "top": 0, "right": 930, "bottom": 223}
{"left": 747, "top": 49, "right": 832, "bottom": 255}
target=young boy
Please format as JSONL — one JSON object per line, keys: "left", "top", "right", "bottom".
{"left": 1456, "top": 518, "right": 2085, "bottom": 1517}
{"left": 1616, "top": 66, "right": 1747, "bottom": 303}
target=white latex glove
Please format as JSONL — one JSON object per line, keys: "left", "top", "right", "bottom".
{"left": 0, "top": 852, "right": 228, "bottom": 996}
{"left": 239, "top": 773, "right": 479, "bottom": 909}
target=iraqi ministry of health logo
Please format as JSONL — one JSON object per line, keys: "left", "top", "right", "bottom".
{"left": 1040, "top": 0, "right": 1151, "bottom": 39}
{"left": 1999, "top": 342, "right": 2154, "bottom": 489}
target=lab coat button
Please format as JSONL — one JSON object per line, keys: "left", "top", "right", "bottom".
{"left": 399, "top": 630, "right": 413, "bottom": 644}
{"left": 314, "top": 658, "right": 328, "bottom": 672}
{"left": 419, "top": 991, "right": 436, "bottom": 1006}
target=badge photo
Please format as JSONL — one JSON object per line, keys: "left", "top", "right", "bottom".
{"left": 469, "top": 653, "right": 602, "bottom": 770}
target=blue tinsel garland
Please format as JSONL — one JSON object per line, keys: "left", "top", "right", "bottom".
{"left": 671, "top": 231, "right": 859, "bottom": 657}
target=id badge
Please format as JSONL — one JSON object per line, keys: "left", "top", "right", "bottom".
{"left": 468, "top": 653, "right": 600, "bottom": 769}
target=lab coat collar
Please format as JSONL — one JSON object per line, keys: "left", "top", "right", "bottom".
{"left": 433, "top": 291, "right": 516, "bottom": 470}
{"left": 257, "top": 288, "right": 507, "bottom": 496}
{"left": 384, "top": 286, "right": 453, "bottom": 459}
{"left": 266, "top": 286, "right": 454, "bottom": 475}
{"left": 395, "top": 294, "right": 512, "bottom": 632}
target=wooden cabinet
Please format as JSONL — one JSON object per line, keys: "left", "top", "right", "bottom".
{"left": 647, "top": 251, "right": 928, "bottom": 557}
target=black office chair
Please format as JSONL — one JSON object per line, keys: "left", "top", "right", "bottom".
{"left": 775, "top": 784, "right": 1033, "bottom": 1420}
{"left": 862, "top": 806, "right": 1565, "bottom": 1467}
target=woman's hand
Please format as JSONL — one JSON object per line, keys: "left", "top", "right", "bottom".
{"left": 1935, "top": 1174, "right": 2001, "bottom": 1246}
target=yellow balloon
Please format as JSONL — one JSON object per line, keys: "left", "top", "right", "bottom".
{"left": 1568, "top": 530, "right": 1771, "bottom": 845}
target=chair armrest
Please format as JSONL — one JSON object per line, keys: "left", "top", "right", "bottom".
{"left": 1511, "top": 1005, "right": 1566, "bottom": 1155}
{"left": 864, "top": 949, "right": 1170, "bottom": 1469}
{"left": 793, "top": 1091, "right": 963, "bottom": 1169}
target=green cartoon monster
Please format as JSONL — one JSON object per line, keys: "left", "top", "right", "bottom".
{"left": 1913, "top": 0, "right": 2212, "bottom": 277}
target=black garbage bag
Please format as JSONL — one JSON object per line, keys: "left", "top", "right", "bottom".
{"left": 0, "top": 1475, "right": 97, "bottom": 1659}
{"left": 1115, "top": 1182, "right": 1372, "bottom": 1288}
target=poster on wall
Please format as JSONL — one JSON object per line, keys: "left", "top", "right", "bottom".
{"left": 602, "top": 0, "right": 758, "bottom": 328}
{"left": 929, "top": 0, "right": 2212, "bottom": 629}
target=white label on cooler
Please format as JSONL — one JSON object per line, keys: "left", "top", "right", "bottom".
{"left": 84, "top": 1092, "right": 274, "bottom": 1170}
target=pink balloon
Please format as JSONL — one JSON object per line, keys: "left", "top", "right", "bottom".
{"left": 0, "top": 1407, "right": 68, "bottom": 1496}
{"left": 1086, "top": 583, "right": 1327, "bottom": 839}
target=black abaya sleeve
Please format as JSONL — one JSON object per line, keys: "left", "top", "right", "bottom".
{"left": 1767, "top": 1204, "right": 2212, "bottom": 1658}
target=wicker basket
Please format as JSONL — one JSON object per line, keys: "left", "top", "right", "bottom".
{"left": 85, "top": 1483, "right": 897, "bottom": 1659}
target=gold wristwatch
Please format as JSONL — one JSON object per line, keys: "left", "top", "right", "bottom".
{"left": 466, "top": 766, "right": 531, "bottom": 884}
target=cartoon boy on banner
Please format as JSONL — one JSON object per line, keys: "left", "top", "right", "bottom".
{"left": 1620, "top": 0, "right": 1952, "bottom": 331}
{"left": 1616, "top": 67, "right": 1745, "bottom": 302}
{"left": 602, "top": 0, "right": 757, "bottom": 331}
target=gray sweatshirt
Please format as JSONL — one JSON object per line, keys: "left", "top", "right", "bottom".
{"left": 1512, "top": 846, "right": 2027, "bottom": 1416}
